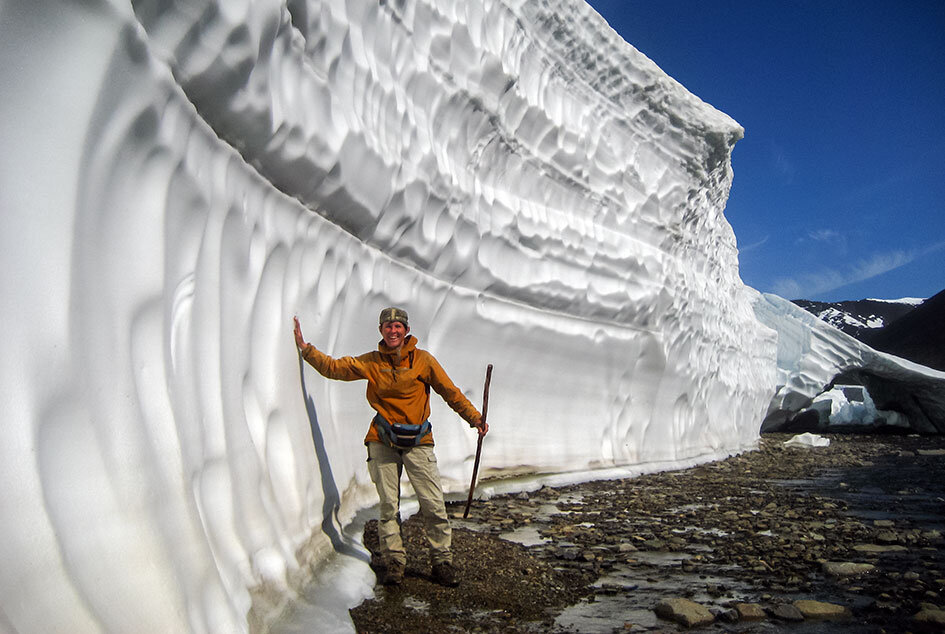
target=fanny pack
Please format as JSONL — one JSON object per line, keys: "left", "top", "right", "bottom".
{"left": 373, "top": 413, "right": 432, "bottom": 448}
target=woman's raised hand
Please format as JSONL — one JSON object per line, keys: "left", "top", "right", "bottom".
{"left": 293, "top": 316, "right": 307, "bottom": 350}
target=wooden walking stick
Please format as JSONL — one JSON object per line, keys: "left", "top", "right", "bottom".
{"left": 463, "top": 364, "right": 493, "bottom": 519}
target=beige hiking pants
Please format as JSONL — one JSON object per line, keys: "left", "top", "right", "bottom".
{"left": 367, "top": 441, "right": 452, "bottom": 567}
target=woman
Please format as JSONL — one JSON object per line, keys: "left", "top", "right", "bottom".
{"left": 293, "top": 307, "right": 488, "bottom": 586}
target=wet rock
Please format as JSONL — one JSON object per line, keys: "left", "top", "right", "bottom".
{"left": 654, "top": 597, "right": 715, "bottom": 627}
{"left": 823, "top": 561, "right": 876, "bottom": 577}
{"left": 853, "top": 543, "right": 908, "bottom": 554}
{"left": 794, "top": 599, "right": 851, "bottom": 619}
{"left": 734, "top": 602, "right": 766, "bottom": 621}
{"left": 769, "top": 603, "right": 805, "bottom": 621}
{"left": 913, "top": 607, "right": 945, "bottom": 629}
{"left": 704, "top": 582, "right": 723, "bottom": 597}
{"left": 711, "top": 606, "right": 739, "bottom": 623}
{"left": 876, "top": 529, "right": 901, "bottom": 544}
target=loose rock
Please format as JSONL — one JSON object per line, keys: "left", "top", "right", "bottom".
{"left": 770, "top": 603, "right": 805, "bottom": 622}
{"left": 343, "top": 434, "right": 945, "bottom": 633}
{"left": 734, "top": 602, "right": 766, "bottom": 621}
{"left": 654, "top": 597, "right": 715, "bottom": 627}
{"left": 913, "top": 608, "right": 945, "bottom": 629}
{"left": 794, "top": 599, "right": 851, "bottom": 619}
{"left": 823, "top": 561, "right": 876, "bottom": 577}
{"left": 853, "top": 543, "right": 908, "bottom": 553}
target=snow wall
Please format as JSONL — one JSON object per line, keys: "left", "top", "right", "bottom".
{"left": 2, "top": 0, "right": 782, "bottom": 632}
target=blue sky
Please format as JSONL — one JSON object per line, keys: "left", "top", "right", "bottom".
{"left": 585, "top": 1, "right": 945, "bottom": 302}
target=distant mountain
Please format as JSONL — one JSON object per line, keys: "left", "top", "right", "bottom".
{"left": 791, "top": 297, "right": 923, "bottom": 340}
{"left": 792, "top": 291, "right": 945, "bottom": 372}
{"left": 864, "top": 289, "right": 945, "bottom": 372}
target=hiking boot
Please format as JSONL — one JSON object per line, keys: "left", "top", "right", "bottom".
{"left": 431, "top": 562, "right": 459, "bottom": 587}
{"left": 382, "top": 560, "right": 405, "bottom": 586}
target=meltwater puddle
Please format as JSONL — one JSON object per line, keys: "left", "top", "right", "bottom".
{"left": 498, "top": 524, "right": 550, "bottom": 547}
{"left": 554, "top": 559, "right": 758, "bottom": 632}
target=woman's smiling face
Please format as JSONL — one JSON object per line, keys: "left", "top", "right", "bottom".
{"left": 380, "top": 320, "right": 408, "bottom": 349}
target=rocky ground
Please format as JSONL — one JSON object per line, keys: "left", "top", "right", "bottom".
{"left": 349, "top": 433, "right": 945, "bottom": 633}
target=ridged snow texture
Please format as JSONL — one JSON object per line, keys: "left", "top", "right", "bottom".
{"left": 0, "top": 0, "right": 777, "bottom": 632}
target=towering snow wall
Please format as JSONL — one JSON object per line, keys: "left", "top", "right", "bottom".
{"left": 0, "top": 0, "right": 777, "bottom": 632}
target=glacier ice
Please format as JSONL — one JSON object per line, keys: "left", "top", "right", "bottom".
{"left": 753, "top": 292, "right": 945, "bottom": 434}
{"left": 1, "top": 1, "right": 943, "bottom": 633}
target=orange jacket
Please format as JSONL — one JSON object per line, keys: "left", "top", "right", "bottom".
{"left": 299, "top": 335, "right": 481, "bottom": 445}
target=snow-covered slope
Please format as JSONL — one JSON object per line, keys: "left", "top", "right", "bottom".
{"left": 1, "top": 1, "right": 941, "bottom": 633}
{"left": 792, "top": 297, "right": 921, "bottom": 339}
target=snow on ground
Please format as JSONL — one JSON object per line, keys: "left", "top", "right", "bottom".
{"left": 1, "top": 1, "right": 943, "bottom": 633}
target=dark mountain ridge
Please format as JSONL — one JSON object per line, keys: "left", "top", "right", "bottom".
{"left": 793, "top": 289, "right": 945, "bottom": 372}
{"left": 864, "top": 288, "right": 945, "bottom": 372}
{"left": 791, "top": 297, "right": 919, "bottom": 339}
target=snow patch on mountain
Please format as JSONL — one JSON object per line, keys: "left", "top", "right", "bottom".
{"left": 818, "top": 307, "right": 884, "bottom": 330}
{"left": 867, "top": 297, "right": 925, "bottom": 305}
{"left": 792, "top": 297, "right": 920, "bottom": 339}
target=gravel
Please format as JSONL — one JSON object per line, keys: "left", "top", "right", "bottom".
{"left": 349, "top": 433, "right": 945, "bottom": 633}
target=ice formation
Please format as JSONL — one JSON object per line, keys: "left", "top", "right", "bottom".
{"left": 1, "top": 1, "right": 942, "bottom": 633}
{"left": 754, "top": 293, "right": 945, "bottom": 433}
{"left": 782, "top": 432, "right": 831, "bottom": 449}
{"left": 810, "top": 385, "right": 881, "bottom": 426}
